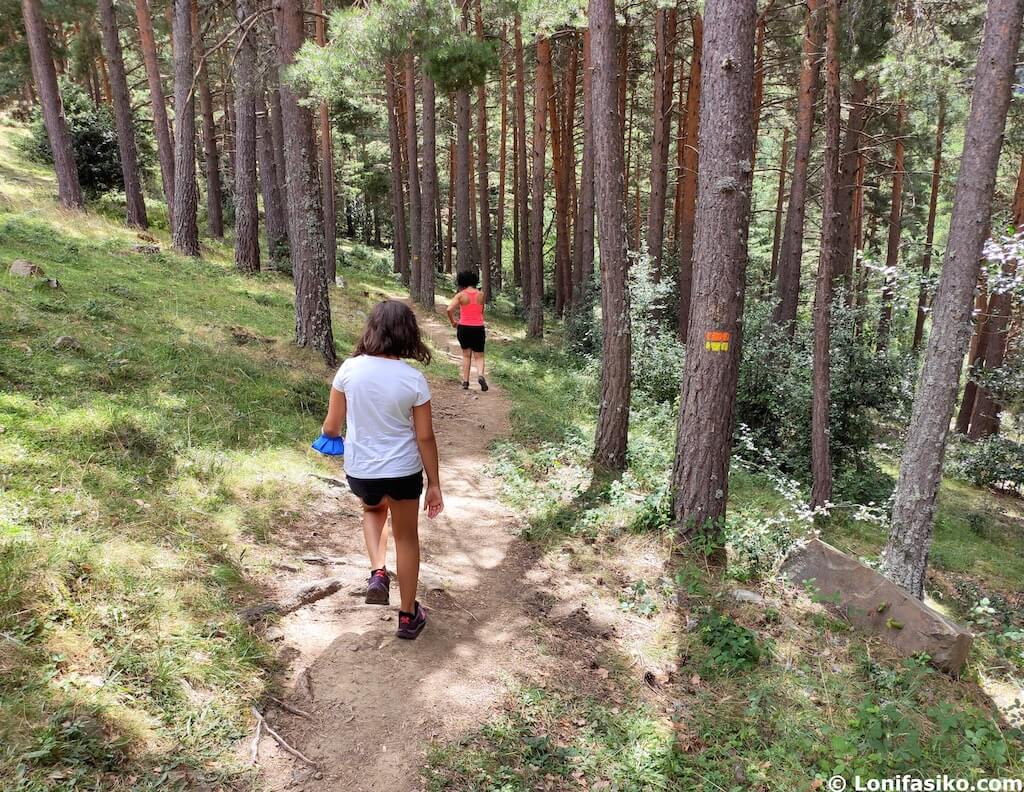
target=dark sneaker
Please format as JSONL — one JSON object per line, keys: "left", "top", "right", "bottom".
{"left": 478, "top": 376, "right": 489, "bottom": 392}
{"left": 462, "top": 381, "right": 469, "bottom": 390}
{"left": 365, "top": 568, "right": 390, "bottom": 605}
{"left": 397, "top": 602, "right": 426, "bottom": 640}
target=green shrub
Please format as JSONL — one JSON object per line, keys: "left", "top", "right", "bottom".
{"left": 736, "top": 299, "right": 902, "bottom": 500}
{"left": 20, "top": 81, "right": 153, "bottom": 198}
{"left": 698, "top": 610, "right": 764, "bottom": 671}
{"left": 949, "top": 435, "right": 1024, "bottom": 495}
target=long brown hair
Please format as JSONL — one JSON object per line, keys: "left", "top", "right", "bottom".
{"left": 353, "top": 300, "right": 432, "bottom": 364}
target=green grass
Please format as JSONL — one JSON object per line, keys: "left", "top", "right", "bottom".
{"left": 0, "top": 123, "right": 436, "bottom": 788}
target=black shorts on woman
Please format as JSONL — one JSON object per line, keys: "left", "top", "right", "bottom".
{"left": 456, "top": 324, "right": 486, "bottom": 353}
{"left": 346, "top": 470, "right": 424, "bottom": 506}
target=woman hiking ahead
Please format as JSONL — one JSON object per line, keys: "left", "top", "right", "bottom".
{"left": 446, "top": 271, "right": 489, "bottom": 392}
{"left": 314, "top": 300, "right": 444, "bottom": 640}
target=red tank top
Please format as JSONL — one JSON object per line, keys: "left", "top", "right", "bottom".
{"left": 458, "top": 288, "right": 485, "bottom": 327}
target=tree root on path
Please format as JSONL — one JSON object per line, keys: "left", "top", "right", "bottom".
{"left": 266, "top": 695, "right": 312, "bottom": 719}
{"left": 240, "top": 577, "right": 344, "bottom": 624}
{"left": 250, "top": 707, "right": 318, "bottom": 768}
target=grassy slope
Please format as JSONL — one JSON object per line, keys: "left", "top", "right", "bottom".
{"left": 0, "top": 124, "right": 421, "bottom": 789}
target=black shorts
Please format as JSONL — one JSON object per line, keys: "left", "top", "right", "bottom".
{"left": 346, "top": 470, "right": 423, "bottom": 506}
{"left": 457, "top": 324, "right": 486, "bottom": 353}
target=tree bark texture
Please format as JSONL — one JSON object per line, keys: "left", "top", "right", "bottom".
{"left": 21, "top": 0, "right": 82, "bottom": 209}
{"left": 256, "top": 90, "right": 288, "bottom": 264}
{"left": 233, "top": 0, "right": 260, "bottom": 274}
{"left": 191, "top": 0, "right": 223, "bottom": 238}
{"left": 811, "top": 0, "right": 841, "bottom": 509}
{"left": 528, "top": 36, "right": 550, "bottom": 339}
{"left": 514, "top": 16, "right": 530, "bottom": 302}
{"left": 769, "top": 125, "right": 789, "bottom": 282}
{"left": 771, "top": 0, "right": 821, "bottom": 335}
{"left": 647, "top": 7, "right": 677, "bottom": 279}
{"left": 590, "top": 0, "right": 631, "bottom": 471}
{"left": 315, "top": 0, "right": 337, "bottom": 282}
{"left": 574, "top": 28, "right": 596, "bottom": 289}
{"left": 98, "top": 0, "right": 148, "bottom": 228}
{"left": 405, "top": 54, "right": 422, "bottom": 292}
{"left": 474, "top": 0, "right": 492, "bottom": 299}
{"left": 384, "top": 61, "right": 409, "bottom": 281}
{"left": 274, "top": 0, "right": 337, "bottom": 367}
{"left": 420, "top": 72, "right": 438, "bottom": 309}
{"left": 133, "top": 0, "right": 175, "bottom": 213}
{"left": 171, "top": 0, "right": 199, "bottom": 256}
{"left": 671, "top": 0, "right": 756, "bottom": 538}
{"left": 676, "top": 13, "right": 703, "bottom": 341}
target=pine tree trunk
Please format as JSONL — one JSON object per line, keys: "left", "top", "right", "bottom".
{"left": 268, "top": 72, "right": 287, "bottom": 200}
{"left": 544, "top": 41, "right": 571, "bottom": 317}
{"left": 405, "top": 54, "right": 422, "bottom": 292}
{"left": 171, "top": 0, "right": 199, "bottom": 256}
{"left": 671, "top": 0, "right": 756, "bottom": 538}
{"left": 528, "top": 36, "right": 550, "bottom": 339}
{"left": 474, "top": 0, "right": 493, "bottom": 300}
{"left": 881, "top": 0, "right": 1022, "bottom": 598}
{"left": 420, "top": 72, "right": 438, "bottom": 309}
{"left": 564, "top": 36, "right": 579, "bottom": 296}
{"left": 877, "top": 99, "right": 906, "bottom": 352}
{"left": 446, "top": 126, "right": 455, "bottom": 274}
{"left": 514, "top": 15, "right": 530, "bottom": 301}
{"left": 575, "top": 28, "right": 596, "bottom": 288}
{"left": 769, "top": 126, "right": 789, "bottom": 283}
{"left": 384, "top": 61, "right": 409, "bottom": 281}
{"left": 256, "top": 91, "right": 288, "bottom": 264}
{"left": 133, "top": 0, "right": 175, "bottom": 213}
{"left": 98, "top": 0, "right": 148, "bottom": 228}
{"left": 811, "top": 0, "right": 841, "bottom": 509}
{"left": 676, "top": 13, "right": 702, "bottom": 341}
{"left": 496, "top": 40, "right": 509, "bottom": 294}
{"left": 191, "top": 1, "right": 223, "bottom": 238}
{"left": 647, "top": 7, "right": 676, "bottom": 279}
{"left": 315, "top": 0, "right": 337, "bottom": 282}
{"left": 913, "top": 94, "right": 947, "bottom": 351}
{"left": 20, "top": 0, "right": 82, "bottom": 209}
{"left": 233, "top": 0, "right": 259, "bottom": 275}
{"left": 955, "top": 282, "right": 990, "bottom": 434}
{"left": 832, "top": 77, "right": 869, "bottom": 292}
{"left": 771, "top": 0, "right": 821, "bottom": 335}
{"left": 274, "top": 0, "right": 337, "bottom": 367}
{"left": 751, "top": 13, "right": 765, "bottom": 158}
{"left": 591, "top": 0, "right": 631, "bottom": 470}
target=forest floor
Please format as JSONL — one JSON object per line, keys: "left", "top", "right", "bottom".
{"left": 2, "top": 121, "right": 1024, "bottom": 790}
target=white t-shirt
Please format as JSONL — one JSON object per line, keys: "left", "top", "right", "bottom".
{"left": 332, "top": 355, "right": 431, "bottom": 479}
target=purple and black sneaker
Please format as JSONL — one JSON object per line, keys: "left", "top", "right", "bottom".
{"left": 396, "top": 602, "right": 427, "bottom": 640}
{"left": 365, "top": 568, "right": 390, "bottom": 605}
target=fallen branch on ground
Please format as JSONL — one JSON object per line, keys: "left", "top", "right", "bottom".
{"left": 267, "top": 695, "right": 312, "bottom": 719}
{"left": 240, "top": 577, "right": 343, "bottom": 624}
{"left": 250, "top": 715, "right": 262, "bottom": 765}
{"left": 251, "top": 707, "right": 318, "bottom": 768}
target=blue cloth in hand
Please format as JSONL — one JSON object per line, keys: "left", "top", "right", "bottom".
{"left": 311, "top": 434, "right": 344, "bottom": 456}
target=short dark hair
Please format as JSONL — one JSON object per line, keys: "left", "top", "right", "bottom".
{"left": 353, "top": 300, "right": 432, "bottom": 364}
{"left": 456, "top": 270, "right": 480, "bottom": 289}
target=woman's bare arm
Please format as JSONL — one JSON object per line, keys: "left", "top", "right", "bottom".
{"left": 446, "top": 292, "right": 463, "bottom": 328}
{"left": 413, "top": 401, "right": 444, "bottom": 517}
{"left": 321, "top": 387, "right": 347, "bottom": 437}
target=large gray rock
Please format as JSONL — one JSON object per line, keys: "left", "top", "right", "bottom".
{"left": 9, "top": 259, "right": 44, "bottom": 277}
{"left": 781, "top": 538, "right": 972, "bottom": 675}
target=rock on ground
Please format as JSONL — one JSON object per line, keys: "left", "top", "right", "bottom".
{"left": 781, "top": 538, "right": 973, "bottom": 674}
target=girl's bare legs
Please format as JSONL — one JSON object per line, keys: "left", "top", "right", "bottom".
{"left": 361, "top": 501, "right": 389, "bottom": 570}
{"left": 388, "top": 497, "right": 421, "bottom": 613}
{"left": 461, "top": 348, "right": 472, "bottom": 383}
{"left": 474, "top": 352, "right": 486, "bottom": 378}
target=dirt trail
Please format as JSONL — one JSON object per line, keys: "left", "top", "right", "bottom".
{"left": 256, "top": 304, "right": 541, "bottom": 791}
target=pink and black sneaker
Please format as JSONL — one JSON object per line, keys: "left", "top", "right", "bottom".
{"left": 365, "top": 568, "right": 390, "bottom": 605}
{"left": 396, "top": 602, "right": 426, "bottom": 640}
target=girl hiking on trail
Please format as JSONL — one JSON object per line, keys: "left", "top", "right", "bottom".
{"left": 446, "top": 271, "right": 489, "bottom": 392}
{"left": 314, "top": 300, "right": 444, "bottom": 640}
